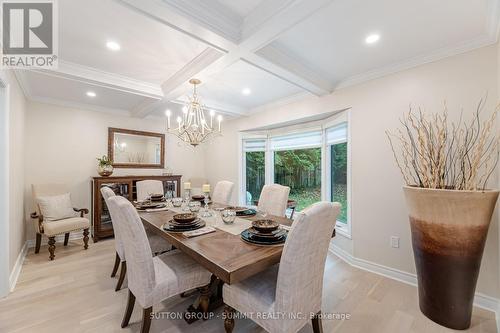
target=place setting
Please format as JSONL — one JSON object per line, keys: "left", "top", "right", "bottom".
{"left": 240, "top": 219, "right": 288, "bottom": 246}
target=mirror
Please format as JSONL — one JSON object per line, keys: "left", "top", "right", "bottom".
{"left": 108, "top": 128, "right": 165, "bottom": 168}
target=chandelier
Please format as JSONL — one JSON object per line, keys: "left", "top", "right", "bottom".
{"left": 165, "top": 79, "right": 222, "bottom": 147}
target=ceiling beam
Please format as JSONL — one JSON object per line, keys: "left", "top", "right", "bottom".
{"left": 116, "top": 0, "right": 335, "bottom": 118}
{"left": 33, "top": 60, "right": 163, "bottom": 99}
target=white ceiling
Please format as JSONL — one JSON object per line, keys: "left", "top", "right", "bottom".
{"left": 16, "top": 0, "right": 500, "bottom": 120}
{"left": 272, "top": 0, "right": 493, "bottom": 87}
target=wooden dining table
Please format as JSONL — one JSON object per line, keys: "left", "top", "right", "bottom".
{"left": 139, "top": 204, "right": 293, "bottom": 285}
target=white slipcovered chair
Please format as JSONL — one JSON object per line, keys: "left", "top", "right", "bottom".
{"left": 257, "top": 184, "right": 291, "bottom": 217}
{"left": 107, "top": 196, "right": 212, "bottom": 333}
{"left": 30, "top": 184, "right": 90, "bottom": 260}
{"left": 136, "top": 180, "right": 164, "bottom": 201}
{"left": 223, "top": 201, "right": 341, "bottom": 333}
{"left": 100, "top": 187, "right": 172, "bottom": 291}
{"left": 212, "top": 180, "right": 234, "bottom": 205}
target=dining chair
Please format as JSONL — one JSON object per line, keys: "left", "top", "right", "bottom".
{"left": 136, "top": 180, "right": 164, "bottom": 201}
{"left": 107, "top": 196, "right": 212, "bottom": 333}
{"left": 211, "top": 180, "right": 234, "bottom": 204}
{"left": 30, "top": 184, "right": 90, "bottom": 260}
{"left": 101, "top": 187, "right": 172, "bottom": 291}
{"left": 257, "top": 184, "right": 291, "bottom": 217}
{"left": 223, "top": 201, "right": 341, "bottom": 333}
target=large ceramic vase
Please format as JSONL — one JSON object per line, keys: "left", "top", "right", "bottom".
{"left": 403, "top": 186, "right": 499, "bottom": 330}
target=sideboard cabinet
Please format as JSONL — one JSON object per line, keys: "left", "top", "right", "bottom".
{"left": 91, "top": 175, "right": 181, "bottom": 242}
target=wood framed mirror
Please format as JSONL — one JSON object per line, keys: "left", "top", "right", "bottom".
{"left": 108, "top": 128, "right": 165, "bottom": 169}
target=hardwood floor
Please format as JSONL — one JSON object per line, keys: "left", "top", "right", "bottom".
{"left": 0, "top": 239, "right": 496, "bottom": 333}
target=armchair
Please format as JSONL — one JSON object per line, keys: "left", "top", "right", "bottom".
{"left": 31, "top": 184, "right": 90, "bottom": 260}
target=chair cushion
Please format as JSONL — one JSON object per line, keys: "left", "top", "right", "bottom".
{"left": 43, "top": 217, "right": 90, "bottom": 236}
{"left": 150, "top": 250, "right": 212, "bottom": 306}
{"left": 37, "top": 193, "right": 76, "bottom": 221}
{"left": 223, "top": 264, "right": 279, "bottom": 332}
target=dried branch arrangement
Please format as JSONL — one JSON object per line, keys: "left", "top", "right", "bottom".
{"left": 386, "top": 99, "right": 499, "bottom": 190}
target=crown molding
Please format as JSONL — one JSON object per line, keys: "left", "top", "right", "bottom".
{"left": 335, "top": 33, "right": 498, "bottom": 90}
{"left": 32, "top": 61, "right": 163, "bottom": 99}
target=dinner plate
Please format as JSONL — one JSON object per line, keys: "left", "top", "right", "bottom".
{"left": 236, "top": 208, "right": 257, "bottom": 217}
{"left": 240, "top": 229, "right": 287, "bottom": 245}
{"left": 136, "top": 203, "right": 166, "bottom": 210}
{"left": 247, "top": 227, "right": 287, "bottom": 239}
{"left": 167, "top": 218, "right": 201, "bottom": 227}
{"left": 163, "top": 220, "right": 206, "bottom": 232}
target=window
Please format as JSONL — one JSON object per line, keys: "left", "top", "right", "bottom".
{"left": 326, "top": 122, "right": 349, "bottom": 231}
{"left": 240, "top": 113, "right": 350, "bottom": 236}
{"left": 243, "top": 139, "right": 266, "bottom": 205}
{"left": 270, "top": 131, "right": 323, "bottom": 211}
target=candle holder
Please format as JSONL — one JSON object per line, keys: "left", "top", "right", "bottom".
{"left": 183, "top": 189, "right": 191, "bottom": 211}
{"left": 201, "top": 191, "right": 211, "bottom": 217}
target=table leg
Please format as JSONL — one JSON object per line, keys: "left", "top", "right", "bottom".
{"left": 184, "top": 275, "right": 224, "bottom": 324}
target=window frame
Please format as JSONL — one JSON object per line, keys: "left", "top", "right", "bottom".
{"left": 239, "top": 110, "right": 352, "bottom": 238}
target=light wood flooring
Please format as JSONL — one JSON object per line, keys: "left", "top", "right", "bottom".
{"left": 0, "top": 239, "right": 497, "bottom": 333}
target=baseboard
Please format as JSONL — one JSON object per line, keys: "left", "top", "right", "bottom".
{"left": 9, "top": 241, "right": 28, "bottom": 292}
{"left": 26, "top": 233, "right": 83, "bottom": 248}
{"left": 329, "top": 243, "right": 500, "bottom": 315}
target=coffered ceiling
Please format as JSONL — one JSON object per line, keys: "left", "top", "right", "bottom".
{"left": 15, "top": 0, "right": 500, "bottom": 119}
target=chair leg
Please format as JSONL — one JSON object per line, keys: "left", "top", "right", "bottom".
{"left": 63, "top": 233, "right": 70, "bottom": 246}
{"left": 223, "top": 305, "right": 235, "bottom": 333}
{"left": 115, "top": 261, "right": 126, "bottom": 291}
{"left": 83, "top": 228, "right": 89, "bottom": 249}
{"left": 48, "top": 236, "right": 56, "bottom": 260}
{"left": 34, "top": 233, "right": 42, "bottom": 254}
{"left": 312, "top": 311, "right": 323, "bottom": 333}
{"left": 141, "top": 307, "right": 153, "bottom": 333}
{"left": 111, "top": 252, "right": 120, "bottom": 278}
{"left": 121, "top": 290, "right": 136, "bottom": 328}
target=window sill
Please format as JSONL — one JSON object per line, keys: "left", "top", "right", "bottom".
{"left": 335, "top": 223, "right": 351, "bottom": 239}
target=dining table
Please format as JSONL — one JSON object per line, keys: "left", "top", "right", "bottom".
{"left": 138, "top": 203, "right": 293, "bottom": 322}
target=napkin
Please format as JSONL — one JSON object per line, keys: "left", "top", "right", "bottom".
{"left": 145, "top": 207, "right": 169, "bottom": 212}
{"left": 279, "top": 224, "right": 291, "bottom": 231}
{"left": 182, "top": 226, "right": 216, "bottom": 238}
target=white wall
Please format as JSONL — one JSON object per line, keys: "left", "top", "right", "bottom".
{"left": 6, "top": 71, "right": 27, "bottom": 275}
{"left": 205, "top": 45, "right": 500, "bottom": 297}
{"left": 24, "top": 102, "right": 206, "bottom": 241}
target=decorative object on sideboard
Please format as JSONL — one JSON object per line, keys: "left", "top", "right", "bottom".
{"left": 165, "top": 78, "right": 223, "bottom": 147}
{"left": 108, "top": 127, "right": 165, "bottom": 169}
{"left": 97, "top": 155, "right": 113, "bottom": 177}
{"left": 387, "top": 99, "right": 499, "bottom": 330}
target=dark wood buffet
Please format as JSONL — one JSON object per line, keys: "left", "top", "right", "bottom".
{"left": 91, "top": 175, "right": 181, "bottom": 242}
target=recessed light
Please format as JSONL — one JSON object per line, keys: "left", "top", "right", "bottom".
{"left": 86, "top": 91, "right": 96, "bottom": 97}
{"left": 106, "top": 40, "right": 121, "bottom": 51}
{"left": 242, "top": 88, "right": 251, "bottom": 95}
{"left": 365, "top": 33, "right": 380, "bottom": 45}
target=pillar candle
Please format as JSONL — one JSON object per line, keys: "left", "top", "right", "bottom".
{"left": 202, "top": 184, "right": 210, "bottom": 193}
{"left": 184, "top": 182, "right": 191, "bottom": 190}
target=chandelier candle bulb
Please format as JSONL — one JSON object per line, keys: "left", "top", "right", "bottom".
{"left": 184, "top": 182, "right": 191, "bottom": 190}
{"left": 202, "top": 184, "right": 210, "bottom": 193}
{"left": 218, "top": 115, "right": 222, "bottom": 132}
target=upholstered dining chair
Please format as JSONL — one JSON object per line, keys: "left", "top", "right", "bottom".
{"left": 136, "top": 180, "right": 164, "bottom": 201}
{"left": 257, "top": 184, "right": 291, "bottom": 217}
{"left": 30, "top": 184, "right": 90, "bottom": 260}
{"left": 212, "top": 180, "right": 234, "bottom": 204}
{"left": 107, "top": 196, "right": 212, "bottom": 333}
{"left": 100, "top": 187, "right": 172, "bottom": 291}
{"left": 223, "top": 201, "right": 341, "bottom": 333}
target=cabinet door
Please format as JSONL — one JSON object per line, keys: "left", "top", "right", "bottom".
{"left": 98, "top": 181, "right": 132, "bottom": 233}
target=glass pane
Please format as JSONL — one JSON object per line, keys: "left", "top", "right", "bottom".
{"left": 245, "top": 151, "right": 265, "bottom": 205}
{"left": 331, "top": 143, "right": 348, "bottom": 223}
{"left": 274, "top": 148, "right": 321, "bottom": 211}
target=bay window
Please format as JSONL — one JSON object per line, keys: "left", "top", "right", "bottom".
{"left": 240, "top": 113, "right": 350, "bottom": 236}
